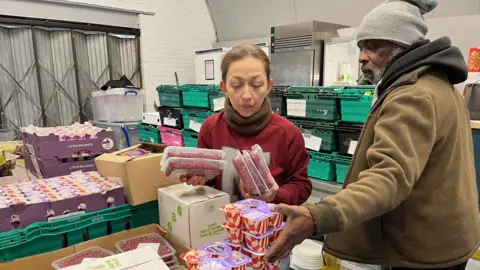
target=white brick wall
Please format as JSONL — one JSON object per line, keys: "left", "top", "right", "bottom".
{"left": 65, "top": 0, "right": 216, "bottom": 112}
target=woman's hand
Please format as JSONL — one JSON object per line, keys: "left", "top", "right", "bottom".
{"left": 240, "top": 176, "right": 279, "bottom": 203}
{"left": 179, "top": 175, "right": 208, "bottom": 186}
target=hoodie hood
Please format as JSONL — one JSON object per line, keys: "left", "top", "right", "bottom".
{"left": 377, "top": 37, "right": 467, "bottom": 95}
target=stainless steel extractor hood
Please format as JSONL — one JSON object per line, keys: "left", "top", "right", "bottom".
{"left": 271, "top": 21, "right": 348, "bottom": 86}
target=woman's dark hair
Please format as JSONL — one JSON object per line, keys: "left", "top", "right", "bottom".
{"left": 221, "top": 44, "right": 270, "bottom": 82}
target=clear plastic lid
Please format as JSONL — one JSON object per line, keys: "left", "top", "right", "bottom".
{"left": 161, "top": 146, "right": 226, "bottom": 170}
{"left": 91, "top": 88, "right": 142, "bottom": 97}
{"left": 163, "top": 157, "right": 227, "bottom": 179}
{"left": 51, "top": 246, "right": 115, "bottom": 269}
{"left": 115, "top": 233, "right": 176, "bottom": 260}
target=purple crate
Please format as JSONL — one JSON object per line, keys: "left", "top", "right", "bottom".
{"left": 28, "top": 154, "right": 97, "bottom": 178}
{"left": 0, "top": 187, "right": 125, "bottom": 232}
{"left": 24, "top": 130, "right": 115, "bottom": 159}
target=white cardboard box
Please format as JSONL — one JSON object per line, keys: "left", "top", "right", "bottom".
{"left": 158, "top": 184, "right": 229, "bottom": 248}
{"left": 64, "top": 247, "right": 169, "bottom": 270}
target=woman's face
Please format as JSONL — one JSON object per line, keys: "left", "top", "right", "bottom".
{"left": 221, "top": 57, "right": 273, "bottom": 117}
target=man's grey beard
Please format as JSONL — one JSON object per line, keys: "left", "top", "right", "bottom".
{"left": 363, "top": 47, "right": 404, "bottom": 85}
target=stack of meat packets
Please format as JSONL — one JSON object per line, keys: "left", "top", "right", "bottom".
{"left": 232, "top": 145, "right": 275, "bottom": 195}
{"left": 161, "top": 147, "right": 227, "bottom": 179}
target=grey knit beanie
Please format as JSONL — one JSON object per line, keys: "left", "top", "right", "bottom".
{"left": 356, "top": 0, "right": 438, "bottom": 46}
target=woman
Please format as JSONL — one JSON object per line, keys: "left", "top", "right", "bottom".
{"left": 182, "top": 44, "right": 311, "bottom": 205}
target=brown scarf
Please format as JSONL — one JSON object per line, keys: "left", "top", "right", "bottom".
{"left": 224, "top": 97, "right": 272, "bottom": 135}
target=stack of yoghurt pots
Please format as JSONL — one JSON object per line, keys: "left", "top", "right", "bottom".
{"left": 179, "top": 199, "right": 285, "bottom": 270}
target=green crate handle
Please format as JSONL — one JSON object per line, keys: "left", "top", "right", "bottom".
{"left": 0, "top": 205, "right": 132, "bottom": 250}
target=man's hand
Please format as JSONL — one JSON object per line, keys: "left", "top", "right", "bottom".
{"left": 264, "top": 204, "right": 315, "bottom": 263}
{"left": 179, "top": 175, "right": 208, "bottom": 186}
{"left": 239, "top": 178, "right": 279, "bottom": 203}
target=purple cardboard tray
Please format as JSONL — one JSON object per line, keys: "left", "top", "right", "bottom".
{"left": 0, "top": 186, "right": 125, "bottom": 232}
{"left": 27, "top": 154, "right": 97, "bottom": 179}
{"left": 23, "top": 130, "right": 116, "bottom": 159}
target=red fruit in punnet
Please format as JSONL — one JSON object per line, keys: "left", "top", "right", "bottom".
{"left": 53, "top": 247, "right": 114, "bottom": 269}
{"left": 116, "top": 233, "right": 176, "bottom": 260}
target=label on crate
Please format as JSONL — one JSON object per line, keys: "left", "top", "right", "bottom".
{"left": 348, "top": 140, "right": 358, "bottom": 155}
{"left": 303, "top": 133, "right": 322, "bottom": 151}
{"left": 190, "top": 120, "right": 202, "bottom": 132}
{"left": 287, "top": 99, "right": 307, "bottom": 117}
{"left": 164, "top": 118, "right": 177, "bottom": 127}
{"left": 213, "top": 97, "right": 226, "bottom": 111}
{"left": 101, "top": 138, "right": 115, "bottom": 150}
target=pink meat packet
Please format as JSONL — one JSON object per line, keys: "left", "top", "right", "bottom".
{"left": 250, "top": 144, "right": 275, "bottom": 189}
{"left": 242, "top": 150, "right": 269, "bottom": 194}
{"left": 232, "top": 151, "right": 261, "bottom": 195}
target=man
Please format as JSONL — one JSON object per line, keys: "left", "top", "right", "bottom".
{"left": 265, "top": 0, "right": 480, "bottom": 269}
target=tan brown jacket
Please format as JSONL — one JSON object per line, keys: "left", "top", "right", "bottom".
{"left": 308, "top": 38, "right": 480, "bottom": 268}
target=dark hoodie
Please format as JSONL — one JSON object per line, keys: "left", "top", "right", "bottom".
{"left": 378, "top": 37, "right": 467, "bottom": 97}
{"left": 308, "top": 37, "right": 480, "bottom": 268}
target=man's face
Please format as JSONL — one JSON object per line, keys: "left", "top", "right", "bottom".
{"left": 358, "top": 40, "right": 403, "bottom": 84}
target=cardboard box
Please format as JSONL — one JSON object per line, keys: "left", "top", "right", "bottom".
{"left": 95, "top": 143, "right": 178, "bottom": 205}
{"left": 0, "top": 224, "right": 190, "bottom": 270}
{"left": 158, "top": 184, "right": 229, "bottom": 248}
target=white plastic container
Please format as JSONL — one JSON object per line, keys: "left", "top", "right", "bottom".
{"left": 91, "top": 88, "right": 143, "bottom": 122}
{"left": 340, "top": 260, "right": 381, "bottom": 270}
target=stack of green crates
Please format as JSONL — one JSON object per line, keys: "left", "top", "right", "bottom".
{"left": 182, "top": 108, "right": 214, "bottom": 132}
{"left": 290, "top": 119, "right": 337, "bottom": 152}
{"left": 334, "top": 153, "right": 353, "bottom": 184}
{"left": 0, "top": 201, "right": 159, "bottom": 263}
{"left": 285, "top": 86, "right": 340, "bottom": 121}
{"left": 180, "top": 84, "right": 224, "bottom": 111}
{"left": 157, "top": 85, "right": 182, "bottom": 107}
{"left": 137, "top": 123, "right": 162, "bottom": 144}
{"left": 307, "top": 151, "right": 335, "bottom": 182}
{"left": 338, "top": 86, "right": 375, "bottom": 123}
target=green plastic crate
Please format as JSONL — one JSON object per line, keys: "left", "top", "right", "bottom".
{"left": 182, "top": 129, "right": 199, "bottom": 147}
{"left": 182, "top": 109, "right": 214, "bottom": 132}
{"left": 334, "top": 153, "right": 353, "bottom": 184}
{"left": 285, "top": 86, "right": 340, "bottom": 121}
{"left": 0, "top": 202, "right": 159, "bottom": 263}
{"left": 307, "top": 151, "right": 335, "bottom": 181}
{"left": 181, "top": 84, "right": 224, "bottom": 111}
{"left": 290, "top": 119, "right": 338, "bottom": 152}
{"left": 137, "top": 123, "right": 161, "bottom": 144}
{"left": 130, "top": 201, "right": 159, "bottom": 228}
{"left": 157, "top": 85, "right": 182, "bottom": 107}
{"left": 338, "top": 86, "right": 375, "bottom": 123}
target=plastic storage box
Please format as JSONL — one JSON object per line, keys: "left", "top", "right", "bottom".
{"left": 182, "top": 109, "right": 214, "bottom": 132}
{"left": 269, "top": 85, "right": 289, "bottom": 115}
{"left": 337, "top": 122, "right": 363, "bottom": 155}
{"left": 160, "top": 107, "right": 183, "bottom": 129}
{"left": 285, "top": 86, "right": 340, "bottom": 121}
{"left": 307, "top": 151, "right": 335, "bottom": 181}
{"left": 91, "top": 88, "right": 143, "bottom": 122}
{"left": 338, "top": 86, "right": 375, "bottom": 123}
{"left": 157, "top": 85, "right": 182, "bottom": 107}
{"left": 92, "top": 121, "right": 140, "bottom": 150}
{"left": 181, "top": 84, "right": 224, "bottom": 111}
{"left": 334, "top": 153, "right": 352, "bottom": 184}
{"left": 182, "top": 129, "right": 199, "bottom": 147}
{"left": 137, "top": 123, "right": 161, "bottom": 144}
{"left": 291, "top": 119, "right": 337, "bottom": 152}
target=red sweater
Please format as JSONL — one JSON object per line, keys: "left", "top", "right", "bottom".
{"left": 197, "top": 112, "right": 312, "bottom": 205}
